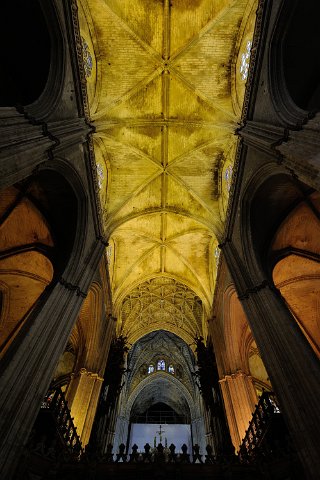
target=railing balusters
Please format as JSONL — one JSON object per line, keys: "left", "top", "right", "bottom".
{"left": 238, "top": 391, "right": 281, "bottom": 463}
{"left": 41, "top": 387, "right": 83, "bottom": 458}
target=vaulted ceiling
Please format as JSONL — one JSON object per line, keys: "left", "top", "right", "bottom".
{"left": 77, "top": 0, "right": 257, "bottom": 343}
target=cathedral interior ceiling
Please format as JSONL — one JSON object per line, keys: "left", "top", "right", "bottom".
{"left": 78, "top": 0, "right": 257, "bottom": 341}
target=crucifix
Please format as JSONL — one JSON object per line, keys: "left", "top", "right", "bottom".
{"left": 156, "top": 425, "right": 165, "bottom": 443}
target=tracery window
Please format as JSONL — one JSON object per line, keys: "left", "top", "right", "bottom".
{"left": 148, "top": 364, "right": 155, "bottom": 374}
{"left": 157, "top": 359, "right": 166, "bottom": 371}
{"left": 168, "top": 364, "right": 175, "bottom": 374}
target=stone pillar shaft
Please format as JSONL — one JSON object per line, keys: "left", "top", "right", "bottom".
{"left": 223, "top": 241, "right": 320, "bottom": 479}
{"left": 0, "top": 239, "right": 105, "bottom": 479}
{"left": 220, "top": 371, "right": 257, "bottom": 450}
{"left": 67, "top": 368, "right": 103, "bottom": 448}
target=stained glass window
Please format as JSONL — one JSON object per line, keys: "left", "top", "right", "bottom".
{"left": 106, "top": 244, "right": 112, "bottom": 264}
{"left": 240, "top": 40, "right": 252, "bottom": 81}
{"left": 168, "top": 364, "right": 174, "bottom": 374}
{"left": 157, "top": 359, "right": 165, "bottom": 371}
{"left": 96, "top": 163, "right": 104, "bottom": 189}
{"left": 214, "top": 245, "right": 220, "bottom": 264}
{"left": 81, "top": 37, "right": 93, "bottom": 78}
{"left": 148, "top": 364, "right": 155, "bottom": 374}
{"left": 224, "top": 165, "right": 233, "bottom": 192}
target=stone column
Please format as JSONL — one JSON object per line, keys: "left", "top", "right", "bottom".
{"left": 223, "top": 241, "right": 320, "bottom": 479}
{"left": 67, "top": 369, "right": 104, "bottom": 448}
{"left": 220, "top": 371, "right": 257, "bottom": 450}
{"left": 0, "top": 239, "right": 105, "bottom": 479}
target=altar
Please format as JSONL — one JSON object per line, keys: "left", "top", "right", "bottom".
{"left": 129, "top": 423, "right": 192, "bottom": 453}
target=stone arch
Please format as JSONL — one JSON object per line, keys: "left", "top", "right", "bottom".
{"left": 240, "top": 165, "right": 308, "bottom": 281}
{"left": 0, "top": 161, "right": 90, "bottom": 364}
{"left": 271, "top": 193, "right": 320, "bottom": 357}
{"left": 114, "top": 372, "right": 203, "bottom": 452}
{"left": 35, "top": 159, "right": 89, "bottom": 280}
{"left": 127, "top": 373, "right": 195, "bottom": 420}
{"left": 0, "top": 184, "right": 55, "bottom": 357}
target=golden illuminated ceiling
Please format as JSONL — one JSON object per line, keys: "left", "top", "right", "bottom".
{"left": 77, "top": 0, "right": 257, "bottom": 342}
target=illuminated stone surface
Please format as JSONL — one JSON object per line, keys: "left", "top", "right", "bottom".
{"left": 77, "top": 0, "right": 258, "bottom": 340}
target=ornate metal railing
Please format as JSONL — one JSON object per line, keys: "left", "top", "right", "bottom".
{"left": 41, "top": 387, "right": 83, "bottom": 457}
{"left": 238, "top": 391, "right": 282, "bottom": 463}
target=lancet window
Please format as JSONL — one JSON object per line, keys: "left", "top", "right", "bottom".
{"left": 157, "top": 359, "right": 166, "bottom": 371}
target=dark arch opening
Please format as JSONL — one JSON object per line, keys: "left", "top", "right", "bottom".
{"left": 131, "top": 402, "right": 190, "bottom": 425}
{"left": 0, "top": 0, "right": 51, "bottom": 106}
{"left": 283, "top": 0, "right": 320, "bottom": 111}
{"left": 17, "top": 170, "right": 78, "bottom": 276}
{"left": 250, "top": 174, "right": 312, "bottom": 274}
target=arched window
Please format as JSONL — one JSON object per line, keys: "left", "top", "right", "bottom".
{"left": 148, "top": 364, "right": 154, "bottom": 374}
{"left": 157, "top": 359, "right": 165, "bottom": 371}
{"left": 168, "top": 364, "right": 175, "bottom": 374}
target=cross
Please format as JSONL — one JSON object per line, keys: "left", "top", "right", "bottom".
{"left": 156, "top": 425, "right": 165, "bottom": 443}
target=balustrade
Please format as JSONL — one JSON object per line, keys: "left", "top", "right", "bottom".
{"left": 238, "top": 391, "right": 288, "bottom": 463}
{"left": 40, "top": 387, "right": 83, "bottom": 458}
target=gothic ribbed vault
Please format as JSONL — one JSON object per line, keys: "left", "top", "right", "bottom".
{"left": 77, "top": 0, "right": 258, "bottom": 340}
